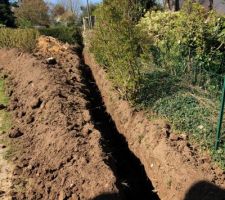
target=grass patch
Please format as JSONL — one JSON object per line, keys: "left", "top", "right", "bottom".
{"left": 0, "top": 28, "right": 39, "bottom": 52}
{"left": 0, "top": 79, "right": 13, "bottom": 160}
{"left": 0, "top": 79, "right": 11, "bottom": 133}
{"left": 0, "top": 79, "right": 11, "bottom": 134}
{"left": 134, "top": 71, "right": 225, "bottom": 169}
{"left": 0, "top": 80, "right": 11, "bottom": 134}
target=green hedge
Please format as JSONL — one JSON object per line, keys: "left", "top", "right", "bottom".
{"left": 90, "top": 0, "right": 144, "bottom": 98}
{"left": 39, "top": 25, "right": 82, "bottom": 45}
{"left": 0, "top": 28, "right": 39, "bottom": 52}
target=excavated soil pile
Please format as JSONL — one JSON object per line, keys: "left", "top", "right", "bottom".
{"left": 0, "top": 37, "right": 120, "bottom": 199}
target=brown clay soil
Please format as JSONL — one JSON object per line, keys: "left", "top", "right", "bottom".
{"left": 0, "top": 36, "right": 225, "bottom": 200}
{"left": 0, "top": 37, "right": 120, "bottom": 200}
{"left": 83, "top": 46, "right": 225, "bottom": 200}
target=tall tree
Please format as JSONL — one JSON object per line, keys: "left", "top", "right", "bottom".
{"left": 0, "top": 0, "right": 15, "bottom": 27}
{"left": 14, "top": 0, "right": 50, "bottom": 26}
{"left": 52, "top": 4, "right": 66, "bottom": 18}
{"left": 58, "top": 0, "right": 80, "bottom": 15}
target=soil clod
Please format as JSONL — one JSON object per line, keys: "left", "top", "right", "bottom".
{"left": 0, "top": 103, "right": 6, "bottom": 110}
{"left": 9, "top": 128, "right": 23, "bottom": 138}
{"left": 30, "top": 98, "right": 42, "bottom": 109}
{"left": 0, "top": 190, "right": 5, "bottom": 196}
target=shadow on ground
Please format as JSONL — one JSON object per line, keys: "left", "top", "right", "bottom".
{"left": 92, "top": 181, "right": 225, "bottom": 200}
{"left": 92, "top": 193, "right": 121, "bottom": 200}
{"left": 184, "top": 181, "right": 225, "bottom": 200}
{"left": 135, "top": 71, "right": 185, "bottom": 107}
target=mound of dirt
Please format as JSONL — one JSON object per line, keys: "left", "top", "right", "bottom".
{"left": 0, "top": 37, "right": 120, "bottom": 200}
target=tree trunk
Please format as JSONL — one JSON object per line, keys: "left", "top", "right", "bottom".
{"left": 166, "top": 0, "right": 172, "bottom": 10}
{"left": 175, "top": 0, "right": 180, "bottom": 11}
{"left": 209, "top": 0, "right": 213, "bottom": 10}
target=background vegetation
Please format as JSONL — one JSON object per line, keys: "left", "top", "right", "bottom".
{"left": 0, "top": 0, "right": 84, "bottom": 51}
{"left": 90, "top": 0, "right": 225, "bottom": 168}
{"left": 39, "top": 25, "right": 82, "bottom": 45}
{"left": 0, "top": 0, "right": 15, "bottom": 27}
{"left": 91, "top": 0, "right": 156, "bottom": 98}
{"left": 0, "top": 28, "right": 39, "bottom": 51}
{"left": 14, "top": 0, "right": 50, "bottom": 27}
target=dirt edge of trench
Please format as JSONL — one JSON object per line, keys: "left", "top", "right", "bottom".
{"left": 83, "top": 47, "right": 225, "bottom": 200}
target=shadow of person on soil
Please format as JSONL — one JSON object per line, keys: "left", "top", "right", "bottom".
{"left": 92, "top": 193, "right": 121, "bottom": 200}
{"left": 184, "top": 181, "right": 225, "bottom": 200}
{"left": 92, "top": 181, "right": 225, "bottom": 200}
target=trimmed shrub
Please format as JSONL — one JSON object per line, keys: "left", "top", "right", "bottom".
{"left": 0, "top": 28, "right": 39, "bottom": 51}
{"left": 40, "top": 25, "right": 82, "bottom": 45}
{"left": 90, "top": 1, "right": 146, "bottom": 98}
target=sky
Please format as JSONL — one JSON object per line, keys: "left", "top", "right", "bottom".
{"left": 49, "top": 0, "right": 102, "bottom": 5}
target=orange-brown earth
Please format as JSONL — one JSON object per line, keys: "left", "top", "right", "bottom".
{"left": 83, "top": 46, "right": 225, "bottom": 200}
{"left": 0, "top": 37, "right": 120, "bottom": 200}
{"left": 0, "top": 36, "right": 225, "bottom": 200}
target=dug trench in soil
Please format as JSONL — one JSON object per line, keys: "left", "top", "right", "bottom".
{"left": 79, "top": 58, "right": 160, "bottom": 200}
{"left": 83, "top": 46, "right": 225, "bottom": 200}
{"left": 0, "top": 36, "right": 160, "bottom": 200}
{"left": 0, "top": 38, "right": 122, "bottom": 199}
{"left": 37, "top": 36, "right": 160, "bottom": 199}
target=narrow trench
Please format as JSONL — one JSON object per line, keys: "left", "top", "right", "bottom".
{"left": 79, "top": 54, "right": 160, "bottom": 200}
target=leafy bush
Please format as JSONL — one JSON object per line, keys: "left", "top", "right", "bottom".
{"left": 90, "top": 1, "right": 225, "bottom": 168}
{"left": 16, "top": 18, "right": 33, "bottom": 28}
{"left": 0, "top": 28, "right": 39, "bottom": 51}
{"left": 138, "top": 2, "right": 225, "bottom": 89}
{"left": 90, "top": 0, "right": 147, "bottom": 98}
{"left": 39, "top": 25, "right": 82, "bottom": 45}
{"left": 136, "top": 3, "right": 225, "bottom": 168}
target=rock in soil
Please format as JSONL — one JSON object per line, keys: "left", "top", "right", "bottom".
{"left": 30, "top": 98, "right": 42, "bottom": 109}
{"left": 46, "top": 57, "right": 57, "bottom": 65}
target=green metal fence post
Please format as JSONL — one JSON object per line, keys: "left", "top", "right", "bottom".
{"left": 215, "top": 76, "right": 225, "bottom": 150}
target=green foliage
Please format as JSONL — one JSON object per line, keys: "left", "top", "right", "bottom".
{"left": 153, "top": 92, "right": 215, "bottom": 141}
{"left": 138, "top": 3, "right": 225, "bottom": 89}
{"left": 16, "top": 18, "right": 33, "bottom": 28}
{"left": 152, "top": 89, "right": 225, "bottom": 168}
{"left": 80, "top": 3, "right": 98, "bottom": 18}
{"left": 136, "top": 3, "right": 225, "bottom": 168}
{"left": 90, "top": 0, "right": 145, "bottom": 98}
{"left": 0, "top": 28, "right": 39, "bottom": 51}
{"left": 0, "top": 0, "right": 15, "bottom": 27}
{"left": 39, "top": 25, "right": 82, "bottom": 45}
{"left": 14, "top": 0, "right": 50, "bottom": 27}
{"left": 90, "top": 1, "right": 225, "bottom": 168}
{"left": 0, "top": 78, "right": 14, "bottom": 161}
{"left": 0, "top": 79, "right": 11, "bottom": 133}
{"left": 135, "top": 70, "right": 183, "bottom": 107}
